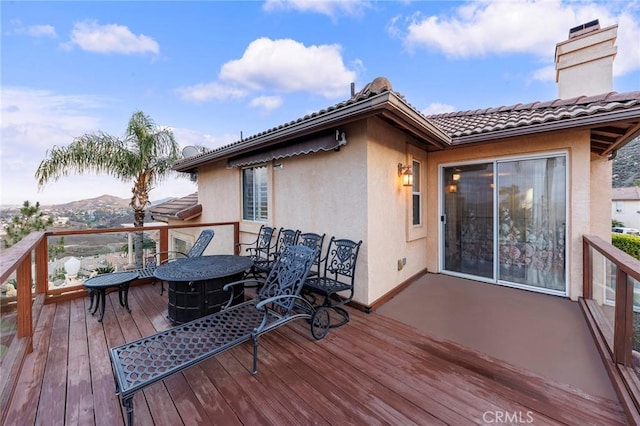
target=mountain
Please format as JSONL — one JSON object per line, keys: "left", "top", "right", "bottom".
{"left": 613, "top": 137, "right": 640, "bottom": 188}
{"left": 47, "top": 194, "right": 131, "bottom": 210}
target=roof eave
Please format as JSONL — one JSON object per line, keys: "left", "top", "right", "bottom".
{"left": 173, "top": 91, "right": 451, "bottom": 172}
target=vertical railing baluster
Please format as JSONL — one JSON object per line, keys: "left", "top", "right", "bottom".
{"left": 613, "top": 269, "right": 633, "bottom": 365}
{"left": 583, "top": 238, "right": 593, "bottom": 299}
{"left": 36, "top": 237, "right": 48, "bottom": 295}
{"left": 159, "top": 227, "right": 169, "bottom": 263}
{"left": 16, "top": 256, "right": 33, "bottom": 352}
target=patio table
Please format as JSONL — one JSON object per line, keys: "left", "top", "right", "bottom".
{"left": 153, "top": 255, "right": 253, "bottom": 324}
{"left": 83, "top": 271, "right": 139, "bottom": 322}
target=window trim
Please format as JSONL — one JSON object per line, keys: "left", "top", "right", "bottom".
{"left": 241, "top": 164, "right": 269, "bottom": 223}
{"left": 412, "top": 159, "right": 422, "bottom": 227}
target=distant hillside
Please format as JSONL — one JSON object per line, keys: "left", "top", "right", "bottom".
{"left": 47, "top": 194, "right": 131, "bottom": 210}
{"left": 613, "top": 137, "right": 640, "bottom": 188}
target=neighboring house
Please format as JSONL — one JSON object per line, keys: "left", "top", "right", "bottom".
{"left": 171, "top": 21, "right": 640, "bottom": 308}
{"left": 612, "top": 186, "right": 640, "bottom": 230}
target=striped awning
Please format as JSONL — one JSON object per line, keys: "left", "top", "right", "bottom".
{"left": 227, "top": 130, "right": 346, "bottom": 168}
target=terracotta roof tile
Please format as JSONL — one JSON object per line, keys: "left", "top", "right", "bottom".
{"left": 427, "top": 91, "right": 640, "bottom": 139}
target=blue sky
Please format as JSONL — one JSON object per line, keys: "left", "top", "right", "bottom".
{"left": 1, "top": 0, "right": 639, "bottom": 206}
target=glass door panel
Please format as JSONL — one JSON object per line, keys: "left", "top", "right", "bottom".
{"left": 443, "top": 163, "right": 494, "bottom": 279}
{"left": 497, "top": 157, "right": 566, "bottom": 291}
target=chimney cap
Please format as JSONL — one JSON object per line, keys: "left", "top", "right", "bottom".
{"left": 569, "top": 19, "right": 600, "bottom": 38}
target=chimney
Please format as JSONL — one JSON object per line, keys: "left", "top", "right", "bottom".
{"left": 555, "top": 20, "right": 618, "bottom": 99}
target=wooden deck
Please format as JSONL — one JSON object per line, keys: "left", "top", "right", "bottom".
{"left": 4, "top": 282, "right": 628, "bottom": 425}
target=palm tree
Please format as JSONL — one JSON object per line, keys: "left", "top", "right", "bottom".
{"left": 36, "top": 111, "right": 181, "bottom": 267}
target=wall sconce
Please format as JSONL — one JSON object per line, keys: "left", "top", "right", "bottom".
{"left": 398, "top": 163, "right": 414, "bottom": 187}
{"left": 447, "top": 183, "right": 458, "bottom": 193}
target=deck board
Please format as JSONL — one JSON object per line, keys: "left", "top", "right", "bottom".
{"left": 7, "top": 282, "right": 628, "bottom": 425}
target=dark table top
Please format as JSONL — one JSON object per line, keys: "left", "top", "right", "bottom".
{"left": 83, "top": 271, "right": 140, "bottom": 289}
{"left": 153, "top": 255, "right": 253, "bottom": 282}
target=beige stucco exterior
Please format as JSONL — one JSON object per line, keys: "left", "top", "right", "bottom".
{"left": 177, "top": 115, "right": 612, "bottom": 306}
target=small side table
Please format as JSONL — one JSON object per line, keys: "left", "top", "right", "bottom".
{"left": 83, "top": 271, "right": 139, "bottom": 322}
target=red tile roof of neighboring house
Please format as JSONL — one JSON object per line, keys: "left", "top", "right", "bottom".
{"left": 613, "top": 187, "right": 640, "bottom": 201}
{"left": 150, "top": 193, "right": 201, "bottom": 222}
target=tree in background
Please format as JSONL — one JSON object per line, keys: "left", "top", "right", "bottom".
{"left": 36, "top": 111, "right": 181, "bottom": 267}
{"left": 1, "top": 200, "right": 64, "bottom": 261}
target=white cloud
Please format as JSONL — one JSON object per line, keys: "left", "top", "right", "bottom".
{"left": 171, "top": 127, "right": 238, "bottom": 151}
{"left": 219, "top": 37, "right": 356, "bottom": 98}
{"left": 249, "top": 95, "right": 283, "bottom": 111}
{"left": 0, "top": 87, "right": 197, "bottom": 205}
{"left": 63, "top": 20, "right": 159, "bottom": 55}
{"left": 263, "top": 0, "right": 369, "bottom": 18}
{"left": 399, "top": 0, "right": 640, "bottom": 80}
{"left": 422, "top": 102, "right": 456, "bottom": 116}
{"left": 7, "top": 20, "right": 57, "bottom": 38}
{"left": 27, "top": 24, "right": 57, "bottom": 38}
{"left": 174, "top": 82, "right": 247, "bottom": 103}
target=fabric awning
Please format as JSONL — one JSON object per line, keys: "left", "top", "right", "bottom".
{"left": 227, "top": 130, "right": 347, "bottom": 168}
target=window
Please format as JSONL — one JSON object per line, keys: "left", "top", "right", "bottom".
{"left": 412, "top": 160, "right": 422, "bottom": 226}
{"left": 242, "top": 165, "right": 268, "bottom": 222}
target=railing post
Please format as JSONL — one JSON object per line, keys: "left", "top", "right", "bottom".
{"left": 234, "top": 222, "right": 240, "bottom": 255}
{"left": 35, "top": 237, "right": 48, "bottom": 295}
{"left": 159, "top": 227, "right": 169, "bottom": 264}
{"left": 583, "top": 238, "right": 593, "bottom": 299}
{"left": 613, "top": 269, "right": 633, "bottom": 366}
{"left": 16, "top": 255, "right": 33, "bottom": 351}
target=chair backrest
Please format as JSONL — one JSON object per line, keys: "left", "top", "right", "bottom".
{"left": 250, "top": 225, "right": 275, "bottom": 258}
{"left": 257, "top": 244, "right": 318, "bottom": 314}
{"left": 298, "top": 232, "right": 325, "bottom": 274}
{"left": 322, "top": 237, "right": 362, "bottom": 286}
{"left": 186, "top": 230, "right": 215, "bottom": 258}
{"left": 273, "top": 228, "right": 300, "bottom": 257}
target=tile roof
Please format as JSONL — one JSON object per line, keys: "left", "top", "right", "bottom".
{"left": 150, "top": 193, "right": 201, "bottom": 222}
{"left": 174, "top": 77, "right": 640, "bottom": 171}
{"left": 613, "top": 186, "right": 640, "bottom": 201}
{"left": 427, "top": 91, "right": 640, "bottom": 143}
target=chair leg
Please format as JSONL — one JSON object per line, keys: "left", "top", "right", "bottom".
{"left": 123, "top": 396, "right": 134, "bottom": 425}
{"left": 252, "top": 335, "right": 259, "bottom": 375}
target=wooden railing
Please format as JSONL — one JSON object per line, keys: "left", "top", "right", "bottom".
{"left": 0, "top": 221, "right": 239, "bottom": 424}
{"left": 581, "top": 235, "right": 640, "bottom": 423}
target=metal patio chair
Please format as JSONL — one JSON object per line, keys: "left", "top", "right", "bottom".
{"left": 254, "top": 228, "right": 301, "bottom": 277}
{"left": 110, "top": 244, "right": 329, "bottom": 425}
{"left": 236, "top": 225, "right": 275, "bottom": 277}
{"left": 303, "top": 236, "right": 362, "bottom": 328}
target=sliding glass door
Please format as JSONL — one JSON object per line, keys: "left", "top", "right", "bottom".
{"left": 443, "top": 163, "right": 494, "bottom": 279}
{"left": 442, "top": 154, "right": 567, "bottom": 294}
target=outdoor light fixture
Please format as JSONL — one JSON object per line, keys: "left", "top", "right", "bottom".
{"left": 398, "top": 163, "right": 414, "bottom": 187}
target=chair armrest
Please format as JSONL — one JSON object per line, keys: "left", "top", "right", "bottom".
{"left": 253, "top": 295, "right": 315, "bottom": 333}
{"left": 151, "top": 251, "right": 189, "bottom": 265}
{"left": 222, "top": 278, "right": 265, "bottom": 292}
{"left": 221, "top": 278, "right": 266, "bottom": 309}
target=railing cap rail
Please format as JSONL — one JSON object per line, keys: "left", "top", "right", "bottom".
{"left": 0, "top": 232, "right": 45, "bottom": 283}
{"left": 583, "top": 235, "right": 640, "bottom": 282}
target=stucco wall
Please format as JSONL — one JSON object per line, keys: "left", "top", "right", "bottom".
{"left": 426, "top": 129, "right": 600, "bottom": 301}
{"left": 192, "top": 122, "right": 370, "bottom": 304}
{"left": 365, "top": 118, "right": 428, "bottom": 304}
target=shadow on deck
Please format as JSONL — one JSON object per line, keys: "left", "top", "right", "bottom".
{"left": 4, "top": 278, "right": 627, "bottom": 425}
